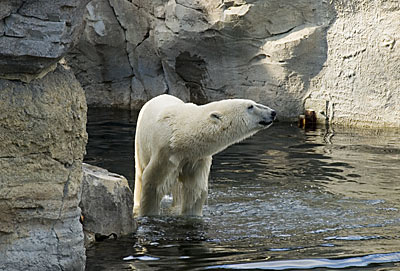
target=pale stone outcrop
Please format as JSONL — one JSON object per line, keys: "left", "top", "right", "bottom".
{"left": 0, "top": 65, "right": 88, "bottom": 271}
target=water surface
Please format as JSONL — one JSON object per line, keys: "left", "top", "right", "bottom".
{"left": 85, "top": 108, "right": 400, "bottom": 270}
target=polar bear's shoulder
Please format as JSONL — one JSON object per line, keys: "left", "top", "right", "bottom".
{"left": 149, "top": 95, "right": 198, "bottom": 119}
{"left": 139, "top": 94, "right": 185, "bottom": 122}
{"left": 151, "top": 94, "right": 185, "bottom": 107}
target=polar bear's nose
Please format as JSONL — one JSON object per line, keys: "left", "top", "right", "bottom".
{"left": 271, "top": 110, "right": 277, "bottom": 119}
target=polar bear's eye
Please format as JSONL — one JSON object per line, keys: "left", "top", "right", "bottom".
{"left": 247, "top": 105, "right": 254, "bottom": 110}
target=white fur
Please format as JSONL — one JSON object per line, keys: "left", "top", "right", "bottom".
{"left": 134, "top": 94, "right": 275, "bottom": 216}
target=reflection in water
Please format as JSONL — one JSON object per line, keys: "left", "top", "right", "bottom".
{"left": 85, "top": 108, "right": 400, "bottom": 270}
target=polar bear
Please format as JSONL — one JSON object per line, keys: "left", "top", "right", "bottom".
{"left": 134, "top": 94, "right": 276, "bottom": 216}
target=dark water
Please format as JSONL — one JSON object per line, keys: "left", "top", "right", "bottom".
{"left": 85, "top": 108, "right": 400, "bottom": 271}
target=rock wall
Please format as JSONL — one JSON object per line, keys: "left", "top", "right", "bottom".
{"left": 0, "top": 65, "right": 88, "bottom": 271}
{"left": 67, "top": 0, "right": 334, "bottom": 116}
{"left": 67, "top": 0, "right": 400, "bottom": 127}
{"left": 66, "top": 0, "right": 153, "bottom": 108}
{"left": 0, "top": 1, "right": 90, "bottom": 270}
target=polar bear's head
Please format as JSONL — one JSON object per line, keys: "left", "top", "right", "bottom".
{"left": 164, "top": 98, "right": 276, "bottom": 157}
{"left": 208, "top": 99, "right": 276, "bottom": 128}
{"left": 203, "top": 99, "right": 276, "bottom": 152}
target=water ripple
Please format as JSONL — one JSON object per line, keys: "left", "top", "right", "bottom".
{"left": 85, "top": 111, "right": 400, "bottom": 271}
{"left": 207, "top": 252, "right": 400, "bottom": 270}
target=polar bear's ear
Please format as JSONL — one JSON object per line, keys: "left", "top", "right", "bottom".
{"left": 210, "top": 111, "right": 222, "bottom": 122}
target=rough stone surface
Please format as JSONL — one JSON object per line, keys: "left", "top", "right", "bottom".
{"left": 0, "top": 65, "right": 88, "bottom": 271}
{"left": 68, "top": 0, "right": 334, "bottom": 114}
{"left": 307, "top": 1, "right": 400, "bottom": 127}
{"left": 68, "top": 0, "right": 400, "bottom": 127}
{"left": 81, "top": 163, "right": 135, "bottom": 237}
{"left": 66, "top": 0, "right": 150, "bottom": 108}
{"left": 0, "top": 0, "right": 90, "bottom": 79}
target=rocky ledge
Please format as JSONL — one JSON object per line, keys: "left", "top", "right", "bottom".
{"left": 0, "top": 0, "right": 90, "bottom": 81}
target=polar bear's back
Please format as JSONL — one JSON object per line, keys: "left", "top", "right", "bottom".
{"left": 136, "top": 94, "right": 183, "bottom": 133}
{"left": 135, "top": 95, "right": 184, "bottom": 166}
{"left": 137, "top": 95, "right": 184, "bottom": 130}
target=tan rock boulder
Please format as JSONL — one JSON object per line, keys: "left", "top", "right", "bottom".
{"left": 81, "top": 163, "right": 136, "bottom": 240}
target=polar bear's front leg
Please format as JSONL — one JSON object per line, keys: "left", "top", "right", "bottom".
{"left": 138, "top": 155, "right": 177, "bottom": 216}
{"left": 133, "top": 164, "right": 143, "bottom": 214}
{"left": 179, "top": 157, "right": 212, "bottom": 216}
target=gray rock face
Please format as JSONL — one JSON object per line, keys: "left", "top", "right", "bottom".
{"left": 0, "top": 65, "right": 88, "bottom": 271}
{"left": 0, "top": 0, "right": 90, "bottom": 79}
{"left": 67, "top": 0, "right": 335, "bottom": 116}
{"left": 81, "top": 163, "right": 135, "bottom": 237}
{"left": 66, "top": 0, "right": 151, "bottom": 108}
{"left": 68, "top": 0, "right": 400, "bottom": 127}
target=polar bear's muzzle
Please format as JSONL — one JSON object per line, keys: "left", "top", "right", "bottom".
{"left": 257, "top": 106, "right": 276, "bottom": 127}
{"left": 259, "top": 120, "right": 273, "bottom": 126}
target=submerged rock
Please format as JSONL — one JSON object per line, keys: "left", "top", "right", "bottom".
{"left": 81, "top": 163, "right": 136, "bottom": 242}
{"left": 0, "top": 65, "right": 88, "bottom": 271}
